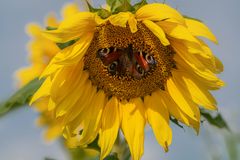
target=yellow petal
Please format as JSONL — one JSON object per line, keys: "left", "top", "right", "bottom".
{"left": 171, "top": 39, "right": 223, "bottom": 86}
{"left": 214, "top": 56, "right": 224, "bottom": 73}
{"left": 65, "top": 132, "right": 80, "bottom": 148}
{"left": 42, "top": 12, "right": 97, "bottom": 43}
{"left": 41, "top": 34, "right": 92, "bottom": 78}
{"left": 79, "top": 90, "right": 106, "bottom": 145}
{"left": 44, "top": 124, "right": 62, "bottom": 140}
{"left": 144, "top": 93, "right": 172, "bottom": 152}
{"left": 157, "top": 90, "right": 200, "bottom": 133}
{"left": 35, "top": 115, "right": 47, "bottom": 126}
{"left": 26, "top": 23, "right": 42, "bottom": 37}
{"left": 156, "top": 90, "right": 190, "bottom": 126}
{"left": 33, "top": 97, "right": 49, "bottom": 112}
{"left": 109, "top": 12, "right": 138, "bottom": 33}
{"left": 189, "top": 116, "right": 200, "bottom": 134}
{"left": 136, "top": 3, "right": 185, "bottom": 25}
{"left": 40, "top": 60, "right": 62, "bottom": 78}
{"left": 67, "top": 86, "right": 97, "bottom": 124}
{"left": 175, "top": 55, "right": 224, "bottom": 90}
{"left": 158, "top": 21, "right": 199, "bottom": 44}
{"left": 15, "top": 64, "right": 44, "bottom": 87}
{"left": 171, "top": 39, "right": 205, "bottom": 69}
{"left": 30, "top": 77, "right": 52, "bottom": 105}
{"left": 197, "top": 39, "right": 223, "bottom": 73}
{"left": 167, "top": 77, "right": 200, "bottom": 121}
{"left": 61, "top": 3, "right": 80, "bottom": 19}
{"left": 185, "top": 18, "right": 218, "bottom": 44}
{"left": 143, "top": 20, "right": 170, "bottom": 46}
{"left": 120, "top": 98, "right": 145, "bottom": 160}
{"left": 194, "top": 54, "right": 215, "bottom": 73}
{"left": 63, "top": 91, "right": 99, "bottom": 145}
{"left": 55, "top": 71, "right": 89, "bottom": 117}
{"left": 109, "top": 12, "right": 130, "bottom": 27}
{"left": 53, "top": 33, "right": 93, "bottom": 65}
{"left": 128, "top": 14, "right": 138, "bottom": 33}
{"left": 193, "top": 39, "right": 215, "bottom": 68}
{"left": 50, "top": 67, "right": 73, "bottom": 102}
{"left": 197, "top": 38, "right": 213, "bottom": 59}
{"left": 173, "top": 70, "right": 217, "bottom": 110}
{"left": 99, "top": 97, "right": 120, "bottom": 160}
{"left": 50, "top": 62, "right": 83, "bottom": 103}
{"left": 45, "top": 14, "right": 59, "bottom": 28}
{"left": 48, "top": 97, "right": 56, "bottom": 111}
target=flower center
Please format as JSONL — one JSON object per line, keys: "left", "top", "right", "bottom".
{"left": 97, "top": 46, "right": 157, "bottom": 79}
{"left": 84, "top": 22, "right": 176, "bottom": 100}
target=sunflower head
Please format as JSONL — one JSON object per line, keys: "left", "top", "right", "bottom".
{"left": 31, "top": 1, "right": 224, "bottom": 159}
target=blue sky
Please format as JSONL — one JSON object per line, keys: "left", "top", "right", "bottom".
{"left": 0, "top": 0, "right": 239, "bottom": 160}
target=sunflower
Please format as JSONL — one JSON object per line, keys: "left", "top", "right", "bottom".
{"left": 16, "top": 3, "right": 80, "bottom": 140}
{"left": 31, "top": 1, "right": 224, "bottom": 159}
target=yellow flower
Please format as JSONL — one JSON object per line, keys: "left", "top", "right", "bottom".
{"left": 31, "top": 2, "right": 224, "bottom": 160}
{"left": 16, "top": 3, "right": 80, "bottom": 140}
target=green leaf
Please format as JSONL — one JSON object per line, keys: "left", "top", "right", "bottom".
{"left": 106, "top": 0, "right": 116, "bottom": 7}
{"left": 86, "top": 0, "right": 100, "bottom": 12}
{"left": 110, "top": 1, "right": 120, "bottom": 13}
{"left": 113, "top": 0, "right": 134, "bottom": 14}
{"left": 133, "top": 0, "right": 147, "bottom": 12}
{"left": 170, "top": 117, "right": 184, "bottom": 129}
{"left": 46, "top": 26, "right": 58, "bottom": 31}
{"left": 119, "top": 0, "right": 130, "bottom": 2}
{"left": 69, "top": 148, "right": 85, "bottom": 160}
{"left": 201, "top": 110, "right": 230, "bottom": 130}
{"left": 225, "top": 133, "right": 240, "bottom": 160}
{"left": 114, "top": 132, "right": 130, "bottom": 160}
{"left": 69, "top": 147, "right": 98, "bottom": 160}
{"left": 56, "top": 40, "right": 76, "bottom": 50}
{"left": 118, "top": 0, "right": 131, "bottom": 4}
{"left": 86, "top": 1, "right": 111, "bottom": 19}
{"left": 0, "top": 78, "right": 45, "bottom": 117}
{"left": 87, "top": 135, "right": 101, "bottom": 151}
{"left": 97, "top": 8, "right": 112, "bottom": 19}
{"left": 183, "top": 15, "right": 203, "bottom": 22}
{"left": 104, "top": 152, "right": 119, "bottom": 160}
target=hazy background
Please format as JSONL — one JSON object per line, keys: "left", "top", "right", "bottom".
{"left": 0, "top": 0, "right": 239, "bottom": 160}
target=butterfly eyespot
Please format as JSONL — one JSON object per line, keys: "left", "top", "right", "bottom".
{"left": 98, "top": 48, "right": 110, "bottom": 57}
{"left": 136, "top": 64, "right": 145, "bottom": 76}
{"left": 108, "top": 61, "right": 118, "bottom": 74}
{"left": 145, "top": 53, "right": 156, "bottom": 65}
